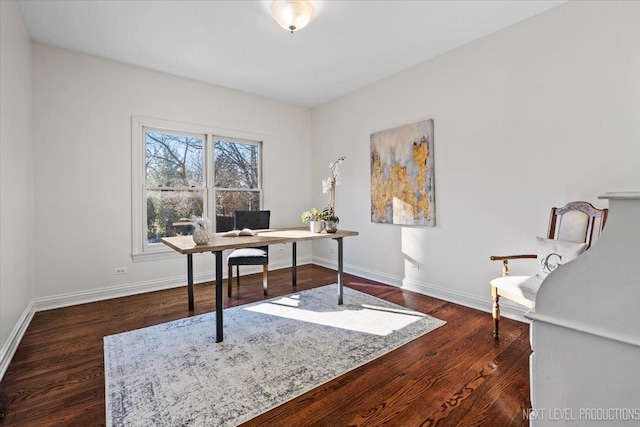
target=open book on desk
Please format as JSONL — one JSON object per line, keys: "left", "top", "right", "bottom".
{"left": 221, "top": 228, "right": 257, "bottom": 237}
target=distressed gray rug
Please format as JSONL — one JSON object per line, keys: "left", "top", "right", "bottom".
{"left": 104, "top": 284, "right": 445, "bottom": 426}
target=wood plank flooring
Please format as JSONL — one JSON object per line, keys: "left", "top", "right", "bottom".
{"left": 0, "top": 265, "right": 531, "bottom": 426}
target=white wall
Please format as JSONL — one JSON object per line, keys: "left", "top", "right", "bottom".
{"left": 310, "top": 0, "right": 640, "bottom": 314}
{"left": 31, "top": 44, "right": 313, "bottom": 302}
{"left": 0, "top": 0, "right": 34, "bottom": 374}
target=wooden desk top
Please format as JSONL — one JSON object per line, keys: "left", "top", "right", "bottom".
{"left": 161, "top": 227, "right": 359, "bottom": 255}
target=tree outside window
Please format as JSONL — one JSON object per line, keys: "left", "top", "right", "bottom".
{"left": 144, "top": 130, "right": 262, "bottom": 244}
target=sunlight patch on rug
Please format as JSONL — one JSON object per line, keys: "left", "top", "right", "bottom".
{"left": 246, "top": 295, "right": 427, "bottom": 336}
{"left": 104, "top": 284, "right": 445, "bottom": 426}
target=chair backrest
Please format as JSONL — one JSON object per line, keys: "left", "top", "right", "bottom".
{"left": 547, "top": 201, "right": 608, "bottom": 249}
{"left": 234, "top": 210, "right": 270, "bottom": 230}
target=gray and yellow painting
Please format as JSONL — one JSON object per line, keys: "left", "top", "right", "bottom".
{"left": 370, "top": 119, "right": 435, "bottom": 226}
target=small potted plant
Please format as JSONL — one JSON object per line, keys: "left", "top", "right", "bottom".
{"left": 301, "top": 207, "right": 324, "bottom": 233}
{"left": 322, "top": 206, "right": 339, "bottom": 233}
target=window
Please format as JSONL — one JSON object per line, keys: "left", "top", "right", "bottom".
{"left": 132, "top": 117, "right": 265, "bottom": 261}
{"left": 214, "top": 139, "right": 262, "bottom": 232}
{"left": 145, "top": 130, "right": 205, "bottom": 244}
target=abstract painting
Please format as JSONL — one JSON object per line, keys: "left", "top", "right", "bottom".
{"left": 370, "top": 119, "right": 435, "bottom": 226}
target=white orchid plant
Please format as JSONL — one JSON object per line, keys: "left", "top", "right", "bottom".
{"left": 322, "top": 156, "right": 345, "bottom": 222}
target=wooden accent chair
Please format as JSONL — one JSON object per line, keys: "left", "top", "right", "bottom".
{"left": 227, "top": 210, "right": 270, "bottom": 297}
{"left": 490, "top": 201, "right": 608, "bottom": 339}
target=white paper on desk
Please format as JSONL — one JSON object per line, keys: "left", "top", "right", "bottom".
{"left": 221, "top": 228, "right": 257, "bottom": 237}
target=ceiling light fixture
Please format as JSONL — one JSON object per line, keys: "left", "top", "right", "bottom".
{"left": 270, "top": 0, "right": 315, "bottom": 34}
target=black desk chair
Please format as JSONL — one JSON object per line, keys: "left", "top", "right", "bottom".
{"left": 227, "top": 210, "right": 270, "bottom": 297}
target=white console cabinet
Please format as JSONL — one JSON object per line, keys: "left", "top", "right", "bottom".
{"left": 526, "top": 192, "right": 640, "bottom": 426}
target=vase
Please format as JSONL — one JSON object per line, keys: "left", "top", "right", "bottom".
{"left": 309, "top": 221, "right": 322, "bottom": 233}
{"left": 325, "top": 220, "right": 338, "bottom": 233}
{"left": 192, "top": 228, "right": 210, "bottom": 245}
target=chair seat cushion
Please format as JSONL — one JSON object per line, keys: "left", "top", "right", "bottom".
{"left": 490, "top": 275, "right": 543, "bottom": 304}
{"left": 228, "top": 248, "right": 268, "bottom": 266}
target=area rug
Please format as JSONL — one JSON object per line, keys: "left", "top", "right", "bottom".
{"left": 104, "top": 284, "right": 445, "bottom": 426}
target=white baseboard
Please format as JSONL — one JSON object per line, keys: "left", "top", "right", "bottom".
{"left": 0, "top": 300, "right": 35, "bottom": 380}
{"left": 313, "top": 256, "right": 529, "bottom": 323}
{"left": 32, "top": 256, "right": 312, "bottom": 312}
{"left": 33, "top": 274, "right": 194, "bottom": 312}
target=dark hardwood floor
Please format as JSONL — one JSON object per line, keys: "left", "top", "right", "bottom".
{"left": 0, "top": 265, "right": 531, "bottom": 426}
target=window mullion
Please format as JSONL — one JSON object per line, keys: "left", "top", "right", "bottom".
{"left": 206, "top": 133, "right": 215, "bottom": 231}
{"left": 145, "top": 186, "right": 206, "bottom": 191}
{"left": 213, "top": 187, "right": 261, "bottom": 192}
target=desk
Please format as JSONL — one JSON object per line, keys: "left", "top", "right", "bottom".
{"left": 161, "top": 227, "right": 359, "bottom": 342}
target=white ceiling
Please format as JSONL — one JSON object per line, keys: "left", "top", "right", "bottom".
{"left": 18, "top": 0, "right": 564, "bottom": 108}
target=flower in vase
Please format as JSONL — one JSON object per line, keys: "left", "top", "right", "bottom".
{"left": 301, "top": 208, "right": 323, "bottom": 223}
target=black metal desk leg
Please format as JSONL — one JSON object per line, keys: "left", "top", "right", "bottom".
{"left": 334, "top": 237, "right": 344, "bottom": 305}
{"left": 214, "top": 250, "right": 224, "bottom": 343}
{"left": 187, "top": 254, "right": 194, "bottom": 311}
{"left": 292, "top": 242, "right": 297, "bottom": 287}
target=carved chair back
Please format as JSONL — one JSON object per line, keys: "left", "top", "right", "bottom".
{"left": 547, "top": 201, "right": 608, "bottom": 249}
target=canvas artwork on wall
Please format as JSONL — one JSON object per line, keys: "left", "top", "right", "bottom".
{"left": 370, "top": 119, "right": 435, "bottom": 226}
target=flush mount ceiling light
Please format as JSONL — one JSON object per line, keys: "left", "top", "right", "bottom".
{"left": 270, "top": 0, "right": 315, "bottom": 34}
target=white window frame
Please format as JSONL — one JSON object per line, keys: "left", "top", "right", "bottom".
{"left": 132, "top": 116, "right": 266, "bottom": 262}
